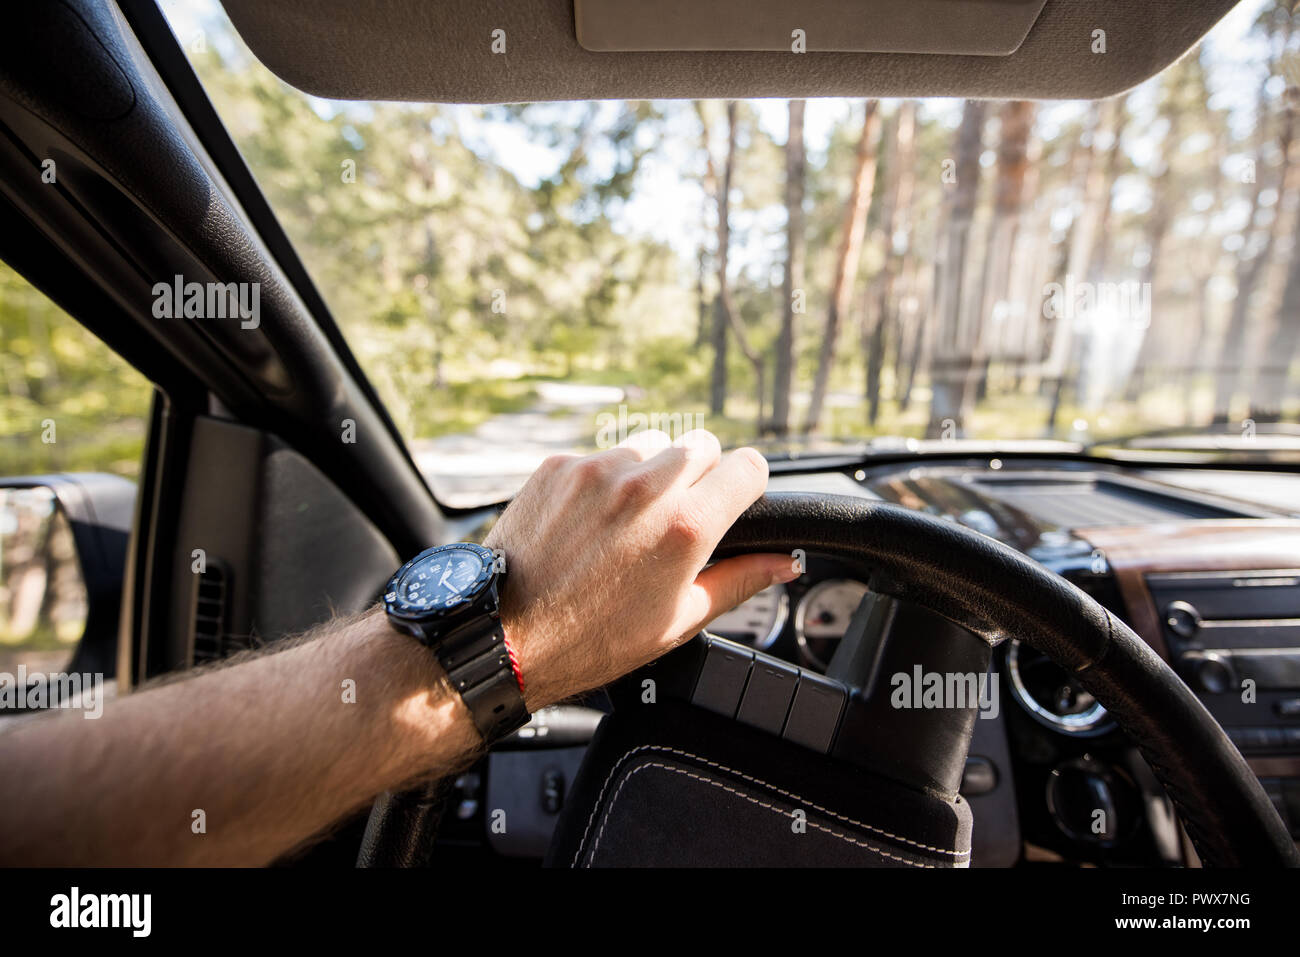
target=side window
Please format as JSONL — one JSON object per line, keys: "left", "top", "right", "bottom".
{"left": 0, "top": 261, "right": 152, "bottom": 682}
{"left": 0, "top": 487, "right": 86, "bottom": 675}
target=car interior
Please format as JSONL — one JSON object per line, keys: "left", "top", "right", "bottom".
{"left": 1, "top": 0, "right": 1299, "bottom": 871}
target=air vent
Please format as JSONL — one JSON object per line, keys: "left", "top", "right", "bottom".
{"left": 974, "top": 476, "right": 1244, "bottom": 526}
{"left": 1006, "top": 640, "right": 1113, "bottom": 736}
{"left": 190, "top": 560, "right": 243, "bottom": 663}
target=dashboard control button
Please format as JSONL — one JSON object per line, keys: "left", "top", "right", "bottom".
{"left": 1193, "top": 653, "right": 1234, "bottom": 694}
{"left": 1232, "top": 651, "right": 1300, "bottom": 691}
{"left": 782, "top": 672, "right": 846, "bottom": 753}
{"left": 540, "top": 768, "right": 565, "bottom": 814}
{"left": 960, "top": 756, "right": 998, "bottom": 796}
{"left": 1163, "top": 600, "right": 1201, "bottom": 639}
{"left": 1232, "top": 727, "right": 1269, "bottom": 751}
{"left": 736, "top": 657, "right": 799, "bottom": 735}
{"left": 1259, "top": 727, "right": 1286, "bottom": 749}
{"left": 691, "top": 638, "right": 753, "bottom": 718}
{"left": 1046, "top": 758, "right": 1131, "bottom": 846}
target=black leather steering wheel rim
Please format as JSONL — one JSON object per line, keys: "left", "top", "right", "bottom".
{"left": 712, "top": 492, "right": 1298, "bottom": 868}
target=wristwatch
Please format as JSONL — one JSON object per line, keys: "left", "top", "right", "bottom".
{"left": 382, "top": 542, "right": 529, "bottom": 744}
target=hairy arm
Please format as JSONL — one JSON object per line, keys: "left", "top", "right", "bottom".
{"left": 0, "top": 608, "right": 479, "bottom": 866}
{"left": 0, "top": 429, "right": 793, "bottom": 866}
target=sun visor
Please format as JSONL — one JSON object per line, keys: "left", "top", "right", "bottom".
{"left": 218, "top": 0, "right": 1242, "bottom": 103}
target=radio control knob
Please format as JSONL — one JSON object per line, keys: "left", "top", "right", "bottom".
{"left": 1164, "top": 600, "right": 1201, "bottom": 639}
{"left": 1196, "top": 654, "right": 1234, "bottom": 695}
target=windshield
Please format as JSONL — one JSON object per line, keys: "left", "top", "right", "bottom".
{"left": 164, "top": 0, "right": 1300, "bottom": 506}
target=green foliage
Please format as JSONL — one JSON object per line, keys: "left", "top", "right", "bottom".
{"left": 0, "top": 263, "right": 151, "bottom": 478}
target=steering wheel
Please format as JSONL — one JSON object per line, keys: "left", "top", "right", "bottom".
{"left": 360, "top": 493, "right": 1299, "bottom": 868}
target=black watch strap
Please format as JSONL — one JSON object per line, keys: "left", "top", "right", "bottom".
{"left": 435, "top": 615, "right": 529, "bottom": 744}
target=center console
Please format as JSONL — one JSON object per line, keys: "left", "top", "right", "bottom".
{"left": 1082, "top": 523, "right": 1300, "bottom": 845}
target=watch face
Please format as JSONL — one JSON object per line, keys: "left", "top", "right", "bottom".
{"left": 386, "top": 544, "right": 494, "bottom": 618}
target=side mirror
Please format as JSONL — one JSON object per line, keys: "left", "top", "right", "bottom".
{"left": 0, "top": 475, "right": 135, "bottom": 684}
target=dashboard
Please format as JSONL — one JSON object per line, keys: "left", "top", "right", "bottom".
{"left": 465, "top": 455, "right": 1300, "bottom": 867}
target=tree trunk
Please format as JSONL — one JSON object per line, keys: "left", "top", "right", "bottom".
{"left": 1252, "top": 158, "right": 1300, "bottom": 420}
{"left": 1123, "top": 63, "right": 1197, "bottom": 403}
{"left": 773, "top": 100, "right": 806, "bottom": 437}
{"left": 1041, "top": 102, "right": 1111, "bottom": 430}
{"left": 1214, "top": 84, "right": 1295, "bottom": 422}
{"left": 865, "top": 102, "right": 917, "bottom": 427}
{"left": 1185, "top": 126, "right": 1229, "bottom": 423}
{"left": 1086, "top": 95, "right": 1131, "bottom": 283}
{"left": 926, "top": 100, "right": 986, "bottom": 437}
{"left": 696, "top": 102, "right": 729, "bottom": 416}
{"left": 695, "top": 246, "right": 710, "bottom": 349}
{"left": 712, "top": 102, "right": 766, "bottom": 430}
{"left": 964, "top": 100, "right": 1037, "bottom": 412}
{"left": 804, "top": 100, "right": 883, "bottom": 434}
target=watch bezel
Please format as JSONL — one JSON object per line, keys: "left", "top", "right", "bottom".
{"left": 383, "top": 542, "right": 499, "bottom": 625}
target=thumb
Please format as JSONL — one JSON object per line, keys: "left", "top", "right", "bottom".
{"left": 678, "top": 553, "right": 800, "bottom": 639}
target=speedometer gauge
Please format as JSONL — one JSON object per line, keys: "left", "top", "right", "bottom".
{"left": 795, "top": 578, "right": 869, "bottom": 669}
{"left": 705, "top": 583, "right": 789, "bottom": 649}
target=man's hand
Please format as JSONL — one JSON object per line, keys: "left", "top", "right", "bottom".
{"left": 485, "top": 429, "right": 797, "bottom": 711}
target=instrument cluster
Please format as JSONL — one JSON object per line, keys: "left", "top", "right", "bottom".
{"left": 704, "top": 554, "right": 874, "bottom": 672}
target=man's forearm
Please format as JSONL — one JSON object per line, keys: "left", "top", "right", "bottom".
{"left": 0, "top": 607, "right": 480, "bottom": 866}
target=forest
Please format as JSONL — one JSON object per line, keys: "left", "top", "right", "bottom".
{"left": 2, "top": 0, "right": 1299, "bottom": 491}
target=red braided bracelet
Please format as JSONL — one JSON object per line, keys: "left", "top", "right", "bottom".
{"left": 502, "top": 633, "right": 525, "bottom": 695}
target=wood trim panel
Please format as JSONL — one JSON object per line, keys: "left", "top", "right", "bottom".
{"left": 1078, "top": 521, "right": 1300, "bottom": 660}
{"left": 1247, "top": 756, "right": 1300, "bottom": 777}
